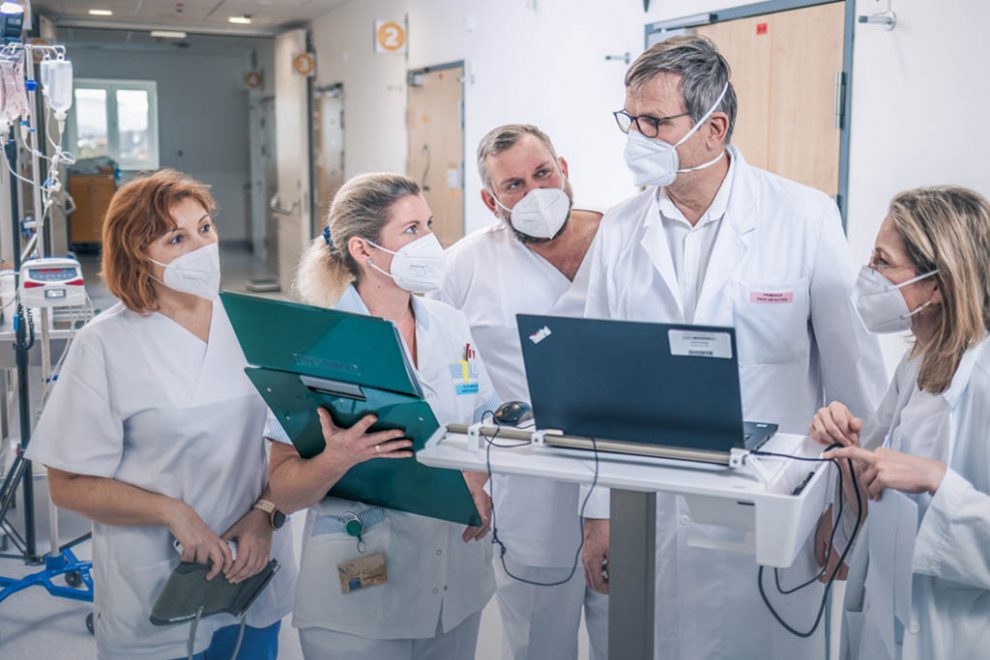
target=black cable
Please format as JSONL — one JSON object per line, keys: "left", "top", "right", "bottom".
{"left": 480, "top": 410, "right": 600, "bottom": 588}
{"left": 769, "top": 447, "right": 846, "bottom": 595}
{"left": 750, "top": 446, "right": 865, "bottom": 638}
{"left": 774, "top": 468, "right": 843, "bottom": 594}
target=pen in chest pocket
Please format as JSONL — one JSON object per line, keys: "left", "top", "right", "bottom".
{"left": 461, "top": 343, "right": 479, "bottom": 380}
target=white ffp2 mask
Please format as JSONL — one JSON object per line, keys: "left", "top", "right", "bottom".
{"left": 623, "top": 82, "right": 729, "bottom": 188}
{"left": 852, "top": 266, "right": 939, "bottom": 334}
{"left": 366, "top": 233, "right": 445, "bottom": 293}
{"left": 491, "top": 181, "right": 571, "bottom": 240}
{"left": 149, "top": 243, "right": 221, "bottom": 299}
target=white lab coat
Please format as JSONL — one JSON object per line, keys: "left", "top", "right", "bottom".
{"left": 25, "top": 301, "right": 296, "bottom": 660}
{"left": 583, "top": 147, "right": 886, "bottom": 659}
{"left": 841, "top": 334, "right": 990, "bottom": 660}
{"left": 437, "top": 219, "right": 609, "bottom": 660}
{"left": 437, "top": 219, "right": 597, "bottom": 568}
{"left": 269, "top": 285, "right": 497, "bottom": 642}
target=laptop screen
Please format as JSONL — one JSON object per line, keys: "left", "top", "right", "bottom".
{"left": 517, "top": 314, "right": 746, "bottom": 454}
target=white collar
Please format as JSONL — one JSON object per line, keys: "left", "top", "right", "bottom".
{"left": 334, "top": 284, "right": 430, "bottom": 331}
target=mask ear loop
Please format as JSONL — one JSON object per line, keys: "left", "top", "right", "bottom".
{"left": 671, "top": 81, "right": 730, "bottom": 149}
{"left": 145, "top": 257, "right": 167, "bottom": 288}
{"left": 894, "top": 268, "right": 940, "bottom": 289}
{"left": 671, "top": 81, "right": 730, "bottom": 174}
{"left": 363, "top": 238, "right": 396, "bottom": 256}
{"left": 893, "top": 269, "right": 941, "bottom": 320}
{"left": 363, "top": 241, "right": 396, "bottom": 282}
{"left": 677, "top": 150, "right": 726, "bottom": 175}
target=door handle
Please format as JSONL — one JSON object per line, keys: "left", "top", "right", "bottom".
{"left": 420, "top": 143, "right": 432, "bottom": 191}
{"left": 270, "top": 193, "right": 299, "bottom": 216}
{"left": 833, "top": 71, "right": 845, "bottom": 130}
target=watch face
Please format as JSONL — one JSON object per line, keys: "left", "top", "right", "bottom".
{"left": 272, "top": 510, "right": 287, "bottom": 530}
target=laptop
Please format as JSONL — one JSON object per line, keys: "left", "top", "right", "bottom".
{"left": 516, "top": 315, "right": 777, "bottom": 464}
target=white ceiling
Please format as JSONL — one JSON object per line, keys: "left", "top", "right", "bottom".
{"left": 34, "top": 0, "right": 353, "bottom": 36}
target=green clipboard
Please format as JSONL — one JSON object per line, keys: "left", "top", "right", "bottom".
{"left": 220, "top": 291, "right": 480, "bottom": 527}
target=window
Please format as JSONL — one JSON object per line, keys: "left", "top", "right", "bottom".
{"left": 68, "top": 79, "right": 159, "bottom": 170}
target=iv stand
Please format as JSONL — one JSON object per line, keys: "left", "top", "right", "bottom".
{"left": 0, "top": 42, "right": 95, "bottom": 634}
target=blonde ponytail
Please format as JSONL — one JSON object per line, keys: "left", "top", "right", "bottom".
{"left": 294, "top": 236, "right": 354, "bottom": 307}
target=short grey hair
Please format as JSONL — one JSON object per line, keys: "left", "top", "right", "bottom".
{"left": 625, "top": 35, "right": 737, "bottom": 143}
{"left": 476, "top": 124, "right": 560, "bottom": 189}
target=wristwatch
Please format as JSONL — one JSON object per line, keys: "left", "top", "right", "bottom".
{"left": 253, "top": 498, "right": 287, "bottom": 530}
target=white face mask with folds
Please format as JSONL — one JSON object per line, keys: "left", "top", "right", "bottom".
{"left": 490, "top": 177, "right": 571, "bottom": 240}
{"left": 623, "top": 81, "right": 729, "bottom": 188}
{"left": 364, "top": 233, "right": 445, "bottom": 293}
{"left": 148, "top": 243, "right": 221, "bottom": 299}
{"left": 851, "top": 266, "right": 939, "bottom": 334}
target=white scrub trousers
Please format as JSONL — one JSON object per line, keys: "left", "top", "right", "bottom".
{"left": 495, "top": 556, "right": 608, "bottom": 660}
{"left": 298, "top": 611, "right": 482, "bottom": 660}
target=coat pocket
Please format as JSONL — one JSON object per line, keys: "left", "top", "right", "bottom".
{"left": 294, "top": 509, "right": 392, "bottom": 630}
{"left": 733, "top": 278, "right": 811, "bottom": 366}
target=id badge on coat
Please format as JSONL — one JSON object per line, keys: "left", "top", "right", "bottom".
{"left": 449, "top": 360, "right": 479, "bottom": 396}
{"left": 337, "top": 552, "right": 388, "bottom": 594}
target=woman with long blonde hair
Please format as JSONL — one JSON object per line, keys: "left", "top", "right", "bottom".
{"left": 810, "top": 186, "right": 990, "bottom": 660}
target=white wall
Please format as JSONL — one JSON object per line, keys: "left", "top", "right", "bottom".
{"left": 310, "top": 0, "right": 713, "bottom": 228}
{"left": 846, "top": 0, "right": 990, "bottom": 371}
{"left": 68, "top": 46, "right": 260, "bottom": 242}
{"left": 309, "top": 0, "right": 990, "bottom": 373}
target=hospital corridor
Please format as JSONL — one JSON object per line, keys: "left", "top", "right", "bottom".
{"left": 0, "top": 2, "right": 988, "bottom": 660}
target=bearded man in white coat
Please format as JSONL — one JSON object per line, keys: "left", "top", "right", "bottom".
{"left": 436, "top": 124, "right": 608, "bottom": 660}
{"left": 580, "top": 35, "right": 887, "bottom": 659}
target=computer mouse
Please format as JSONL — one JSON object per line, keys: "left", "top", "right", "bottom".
{"left": 493, "top": 400, "right": 533, "bottom": 426}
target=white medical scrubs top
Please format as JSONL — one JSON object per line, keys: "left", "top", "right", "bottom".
{"left": 26, "top": 301, "right": 296, "bottom": 660}
{"left": 266, "top": 285, "right": 498, "bottom": 640}
{"left": 842, "top": 335, "right": 990, "bottom": 660}
{"left": 436, "top": 218, "right": 599, "bottom": 567}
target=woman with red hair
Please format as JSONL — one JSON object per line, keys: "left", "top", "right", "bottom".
{"left": 27, "top": 169, "right": 297, "bottom": 659}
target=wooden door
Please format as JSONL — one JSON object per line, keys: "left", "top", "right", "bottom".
{"left": 697, "top": 15, "right": 772, "bottom": 170}
{"left": 274, "top": 29, "right": 312, "bottom": 294}
{"left": 697, "top": 2, "right": 844, "bottom": 195}
{"left": 766, "top": 3, "right": 844, "bottom": 195}
{"left": 312, "top": 85, "right": 345, "bottom": 233}
{"left": 406, "top": 65, "right": 464, "bottom": 248}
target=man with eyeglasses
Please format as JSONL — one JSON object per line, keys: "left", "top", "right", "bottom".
{"left": 435, "top": 124, "right": 608, "bottom": 660}
{"left": 581, "top": 35, "right": 886, "bottom": 659}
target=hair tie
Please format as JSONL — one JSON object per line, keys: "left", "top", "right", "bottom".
{"left": 322, "top": 226, "right": 333, "bottom": 248}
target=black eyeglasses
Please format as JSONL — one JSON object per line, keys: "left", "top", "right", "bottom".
{"left": 613, "top": 109, "right": 691, "bottom": 138}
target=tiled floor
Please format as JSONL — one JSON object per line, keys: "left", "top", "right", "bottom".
{"left": 0, "top": 246, "right": 576, "bottom": 660}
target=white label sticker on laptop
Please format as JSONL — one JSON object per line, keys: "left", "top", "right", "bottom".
{"left": 667, "top": 329, "right": 732, "bottom": 359}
